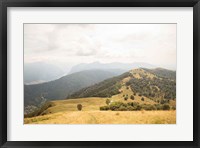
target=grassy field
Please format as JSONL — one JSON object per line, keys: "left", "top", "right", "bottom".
{"left": 24, "top": 82, "right": 176, "bottom": 124}
{"left": 24, "top": 110, "right": 176, "bottom": 124}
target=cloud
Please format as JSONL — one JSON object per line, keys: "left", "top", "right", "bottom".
{"left": 24, "top": 24, "right": 176, "bottom": 70}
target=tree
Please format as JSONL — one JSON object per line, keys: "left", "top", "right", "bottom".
{"left": 124, "top": 96, "right": 128, "bottom": 101}
{"left": 77, "top": 104, "right": 82, "bottom": 111}
{"left": 106, "top": 99, "right": 110, "bottom": 105}
{"left": 163, "top": 104, "right": 170, "bottom": 110}
{"left": 130, "top": 95, "right": 134, "bottom": 100}
{"left": 141, "top": 97, "right": 144, "bottom": 101}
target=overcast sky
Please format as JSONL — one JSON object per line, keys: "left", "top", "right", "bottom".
{"left": 24, "top": 24, "right": 176, "bottom": 70}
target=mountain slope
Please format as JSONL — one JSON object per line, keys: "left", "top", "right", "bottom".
{"left": 142, "top": 68, "right": 176, "bottom": 80}
{"left": 24, "top": 70, "right": 118, "bottom": 107}
{"left": 68, "top": 68, "right": 176, "bottom": 100}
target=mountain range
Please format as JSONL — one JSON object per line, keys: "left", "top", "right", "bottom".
{"left": 24, "top": 66, "right": 176, "bottom": 110}
{"left": 24, "top": 61, "right": 157, "bottom": 84}
{"left": 69, "top": 62, "right": 156, "bottom": 74}
{"left": 24, "top": 62, "right": 65, "bottom": 84}
{"left": 24, "top": 69, "right": 119, "bottom": 108}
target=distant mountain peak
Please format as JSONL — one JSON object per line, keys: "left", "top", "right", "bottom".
{"left": 69, "top": 62, "right": 156, "bottom": 74}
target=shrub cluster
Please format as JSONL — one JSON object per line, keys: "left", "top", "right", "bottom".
{"left": 126, "top": 76, "right": 176, "bottom": 99}
{"left": 100, "top": 102, "right": 172, "bottom": 111}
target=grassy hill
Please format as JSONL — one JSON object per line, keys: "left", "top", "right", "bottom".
{"left": 24, "top": 68, "right": 176, "bottom": 124}
{"left": 24, "top": 70, "right": 118, "bottom": 110}
{"left": 68, "top": 68, "right": 176, "bottom": 101}
{"left": 24, "top": 84, "right": 176, "bottom": 124}
{"left": 24, "top": 93, "right": 176, "bottom": 124}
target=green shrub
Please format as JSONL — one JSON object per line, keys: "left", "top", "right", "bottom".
{"left": 130, "top": 95, "right": 135, "bottom": 100}
{"left": 126, "top": 106, "right": 135, "bottom": 111}
{"left": 136, "top": 105, "right": 142, "bottom": 110}
{"left": 106, "top": 99, "right": 110, "bottom": 105}
{"left": 100, "top": 106, "right": 110, "bottom": 111}
{"left": 124, "top": 96, "right": 128, "bottom": 101}
{"left": 119, "top": 106, "right": 127, "bottom": 111}
{"left": 154, "top": 104, "right": 163, "bottom": 110}
{"left": 142, "top": 104, "right": 156, "bottom": 110}
{"left": 77, "top": 104, "right": 82, "bottom": 111}
{"left": 163, "top": 104, "right": 170, "bottom": 110}
{"left": 172, "top": 106, "right": 176, "bottom": 110}
{"left": 141, "top": 97, "right": 144, "bottom": 101}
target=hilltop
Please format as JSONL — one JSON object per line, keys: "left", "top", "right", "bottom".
{"left": 68, "top": 68, "right": 176, "bottom": 101}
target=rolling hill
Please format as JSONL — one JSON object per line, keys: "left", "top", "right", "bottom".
{"left": 24, "top": 67, "right": 176, "bottom": 124}
{"left": 24, "top": 69, "right": 119, "bottom": 109}
{"left": 68, "top": 68, "right": 176, "bottom": 101}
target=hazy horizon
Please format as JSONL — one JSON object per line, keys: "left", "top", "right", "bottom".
{"left": 24, "top": 24, "right": 176, "bottom": 72}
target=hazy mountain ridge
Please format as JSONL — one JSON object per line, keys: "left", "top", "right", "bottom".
{"left": 69, "top": 62, "right": 156, "bottom": 74}
{"left": 24, "top": 62, "right": 65, "bottom": 84}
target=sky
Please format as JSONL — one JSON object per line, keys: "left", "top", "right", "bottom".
{"left": 24, "top": 24, "right": 176, "bottom": 71}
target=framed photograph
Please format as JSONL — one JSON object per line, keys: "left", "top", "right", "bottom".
{"left": 0, "top": 0, "right": 199, "bottom": 147}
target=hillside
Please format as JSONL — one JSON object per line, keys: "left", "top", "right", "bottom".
{"left": 24, "top": 69, "right": 118, "bottom": 109}
{"left": 24, "top": 89, "right": 176, "bottom": 124}
{"left": 24, "top": 87, "right": 176, "bottom": 124}
{"left": 24, "top": 68, "right": 176, "bottom": 124}
{"left": 68, "top": 68, "right": 176, "bottom": 101}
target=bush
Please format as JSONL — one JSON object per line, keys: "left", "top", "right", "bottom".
{"left": 100, "top": 106, "right": 109, "bottom": 111}
{"left": 119, "top": 106, "right": 127, "bottom": 111}
{"left": 128, "top": 102, "right": 139, "bottom": 107}
{"left": 106, "top": 99, "right": 110, "bottom": 105}
{"left": 124, "top": 96, "right": 128, "bottom": 101}
{"left": 99, "top": 101, "right": 172, "bottom": 111}
{"left": 109, "top": 102, "right": 123, "bottom": 111}
{"left": 126, "top": 86, "right": 129, "bottom": 89}
{"left": 141, "top": 97, "right": 144, "bottom": 101}
{"left": 126, "top": 106, "right": 135, "bottom": 111}
{"left": 136, "top": 105, "right": 142, "bottom": 110}
{"left": 130, "top": 95, "right": 135, "bottom": 100}
{"left": 134, "top": 92, "right": 136, "bottom": 96}
{"left": 154, "top": 104, "right": 163, "bottom": 110}
{"left": 172, "top": 106, "right": 176, "bottom": 110}
{"left": 139, "top": 94, "right": 142, "bottom": 96}
{"left": 77, "top": 104, "right": 82, "bottom": 111}
{"left": 163, "top": 104, "right": 170, "bottom": 110}
{"left": 142, "top": 104, "right": 156, "bottom": 110}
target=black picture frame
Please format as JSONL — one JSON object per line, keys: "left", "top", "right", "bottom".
{"left": 0, "top": 0, "right": 199, "bottom": 147}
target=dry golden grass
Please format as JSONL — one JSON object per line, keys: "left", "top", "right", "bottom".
{"left": 24, "top": 110, "right": 176, "bottom": 124}
{"left": 24, "top": 83, "right": 176, "bottom": 124}
{"left": 129, "top": 69, "right": 156, "bottom": 79}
